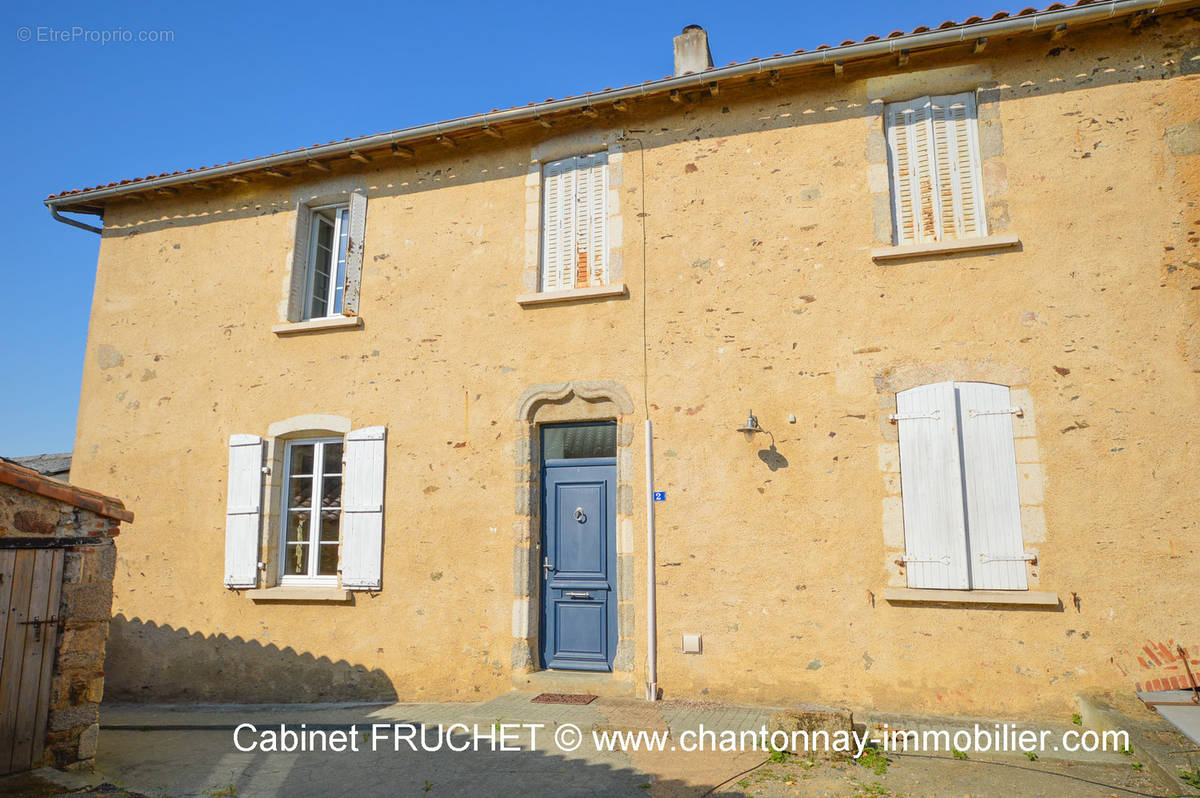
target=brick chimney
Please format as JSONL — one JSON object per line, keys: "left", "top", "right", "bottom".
{"left": 673, "top": 25, "right": 713, "bottom": 76}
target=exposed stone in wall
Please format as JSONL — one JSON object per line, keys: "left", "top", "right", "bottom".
{"left": 0, "top": 476, "right": 124, "bottom": 772}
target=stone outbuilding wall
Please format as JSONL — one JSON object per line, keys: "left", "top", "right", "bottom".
{"left": 0, "top": 458, "right": 131, "bottom": 773}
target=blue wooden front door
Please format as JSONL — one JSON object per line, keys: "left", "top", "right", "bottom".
{"left": 540, "top": 424, "right": 617, "bottom": 671}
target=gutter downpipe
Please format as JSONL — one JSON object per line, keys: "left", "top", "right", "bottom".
{"left": 42, "top": 0, "right": 1181, "bottom": 219}
{"left": 49, "top": 207, "right": 102, "bottom": 235}
{"left": 645, "top": 419, "right": 658, "bottom": 702}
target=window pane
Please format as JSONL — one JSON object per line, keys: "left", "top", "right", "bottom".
{"left": 332, "top": 207, "right": 349, "bottom": 315}
{"left": 321, "top": 475, "right": 341, "bottom": 508}
{"left": 318, "top": 543, "right": 338, "bottom": 575}
{"left": 289, "top": 444, "right": 315, "bottom": 476}
{"left": 284, "top": 543, "right": 309, "bottom": 576}
{"left": 543, "top": 423, "right": 616, "bottom": 459}
{"left": 309, "top": 216, "right": 334, "bottom": 317}
{"left": 319, "top": 510, "right": 340, "bottom": 541}
{"left": 286, "top": 511, "right": 310, "bottom": 542}
{"left": 288, "top": 476, "right": 312, "bottom": 510}
{"left": 323, "top": 443, "right": 343, "bottom": 474}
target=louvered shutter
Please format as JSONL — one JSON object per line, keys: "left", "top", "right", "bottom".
{"left": 930, "top": 94, "right": 987, "bottom": 241}
{"left": 957, "top": 383, "right": 1026, "bottom": 589}
{"left": 341, "top": 191, "right": 368, "bottom": 316}
{"left": 945, "top": 94, "right": 986, "bottom": 239}
{"left": 896, "top": 382, "right": 970, "bottom": 588}
{"left": 287, "top": 208, "right": 313, "bottom": 321}
{"left": 582, "top": 153, "right": 608, "bottom": 287}
{"left": 541, "top": 158, "right": 573, "bottom": 291}
{"left": 225, "top": 434, "right": 263, "bottom": 588}
{"left": 341, "top": 426, "right": 386, "bottom": 590}
{"left": 886, "top": 98, "right": 937, "bottom": 245}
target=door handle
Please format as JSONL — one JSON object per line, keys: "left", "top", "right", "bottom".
{"left": 574, "top": 507, "right": 586, "bottom": 523}
{"left": 565, "top": 591, "right": 592, "bottom": 599}
{"left": 542, "top": 557, "right": 554, "bottom": 577}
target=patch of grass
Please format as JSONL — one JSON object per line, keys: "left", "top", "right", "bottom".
{"left": 736, "top": 779, "right": 751, "bottom": 789}
{"left": 422, "top": 779, "right": 433, "bottom": 792}
{"left": 1130, "top": 761, "right": 1143, "bottom": 771}
{"left": 638, "top": 784, "right": 652, "bottom": 789}
{"left": 952, "top": 748, "right": 969, "bottom": 760}
{"left": 1071, "top": 713, "right": 1082, "bottom": 726}
{"left": 206, "top": 787, "right": 237, "bottom": 798}
{"left": 1025, "top": 751, "right": 1038, "bottom": 762}
{"left": 768, "top": 745, "right": 791, "bottom": 764}
{"left": 1121, "top": 745, "right": 1133, "bottom": 756}
{"left": 1178, "top": 767, "right": 1200, "bottom": 789}
{"left": 857, "top": 745, "right": 890, "bottom": 775}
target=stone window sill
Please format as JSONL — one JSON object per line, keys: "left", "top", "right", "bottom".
{"left": 883, "top": 587, "right": 1060, "bottom": 607}
{"left": 245, "top": 586, "right": 353, "bottom": 603}
{"left": 517, "top": 283, "right": 628, "bottom": 307}
{"left": 272, "top": 316, "right": 363, "bottom": 336}
{"left": 872, "top": 233, "right": 1020, "bottom": 262}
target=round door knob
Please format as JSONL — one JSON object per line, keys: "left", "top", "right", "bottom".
{"left": 574, "top": 507, "right": 586, "bottom": 523}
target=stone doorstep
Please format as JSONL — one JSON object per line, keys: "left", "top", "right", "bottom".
{"left": 509, "top": 668, "right": 636, "bottom": 698}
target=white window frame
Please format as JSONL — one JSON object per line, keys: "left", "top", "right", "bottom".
{"left": 540, "top": 153, "right": 610, "bottom": 292}
{"left": 304, "top": 204, "right": 350, "bottom": 320}
{"left": 884, "top": 92, "right": 987, "bottom": 246}
{"left": 279, "top": 436, "right": 343, "bottom": 586}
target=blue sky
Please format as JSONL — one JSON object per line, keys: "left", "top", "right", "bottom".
{"left": 0, "top": 0, "right": 983, "bottom": 458}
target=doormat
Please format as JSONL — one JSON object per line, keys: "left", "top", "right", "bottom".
{"left": 531, "top": 693, "right": 597, "bottom": 705}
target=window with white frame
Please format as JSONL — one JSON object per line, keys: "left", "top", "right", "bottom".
{"left": 305, "top": 205, "right": 350, "bottom": 319}
{"left": 541, "top": 153, "right": 609, "bottom": 292}
{"left": 280, "top": 437, "right": 343, "bottom": 584}
{"left": 893, "top": 382, "right": 1031, "bottom": 591}
{"left": 223, "top": 425, "right": 387, "bottom": 592}
{"left": 286, "top": 191, "right": 367, "bottom": 323}
{"left": 885, "top": 93, "right": 987, "bottom": 246}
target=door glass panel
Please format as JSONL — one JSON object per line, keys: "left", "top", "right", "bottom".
{"left": 543, "top": 423, "right": 616, "bottom": 460}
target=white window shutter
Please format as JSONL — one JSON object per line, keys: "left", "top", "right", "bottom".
{"left": 947, "top": 93, "right": 987, "bottom": 239}
{"left": 541, "top": 158, "right": 573, "bottom": 291}
{"left": 225, "top": 434, "right": 263, "bottom": 588}
{"left": 896, "top": 382, "right": 970, "bottom": 589}
{"left": 287, "top": 207, "right": 313, "bottom": 321}
{"left": 584, "top": 154, "right": 608, "bottom": 287}
{"left": 957, "top": 383, "right": 1027, "bottom": 589}
{"left": 341, "top": 426, "right": 386, "bottom": 591}
{"left": 886, "top": 98, "right": 936, "bottom": 245}
{"left": 341, "top": 191, "right": 368, "bottom": 316}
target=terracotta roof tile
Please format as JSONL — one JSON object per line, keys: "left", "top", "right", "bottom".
{"left": 0, "top": 457, "right": 133, "bottom": 523}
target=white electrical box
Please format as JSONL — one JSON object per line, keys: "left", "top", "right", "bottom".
{"left": 682, "top": 633, "right": 702, "bottom": 654}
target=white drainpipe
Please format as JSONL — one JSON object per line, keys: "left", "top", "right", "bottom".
{"left": 645, "top": 418, "right": 658, "bottom": 701}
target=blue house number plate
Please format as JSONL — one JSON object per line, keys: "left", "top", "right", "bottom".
{"left": 653, "top": 491, "right": 666, "bottom": 502}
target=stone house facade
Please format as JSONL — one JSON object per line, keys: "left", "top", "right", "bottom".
{"left": 46, "top": 0, "right": 1200, "bottom": 719}
{"left": 0, "top": 458, "right": 130, "bottom": 773}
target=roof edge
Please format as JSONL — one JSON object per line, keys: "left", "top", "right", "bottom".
{"left": 46, "top": 0, "right": 1196, "bottom": 212}
{"left": 0, "top": 458, "right": 134, "bottom": 524}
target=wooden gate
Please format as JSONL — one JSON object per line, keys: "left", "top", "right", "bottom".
{"left": 0, "top": 547, "right": 64, "bottom": 776}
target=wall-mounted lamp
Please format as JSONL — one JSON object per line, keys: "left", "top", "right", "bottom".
{"left": 736, "top": 410, "right": 763, "bottom": 436}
